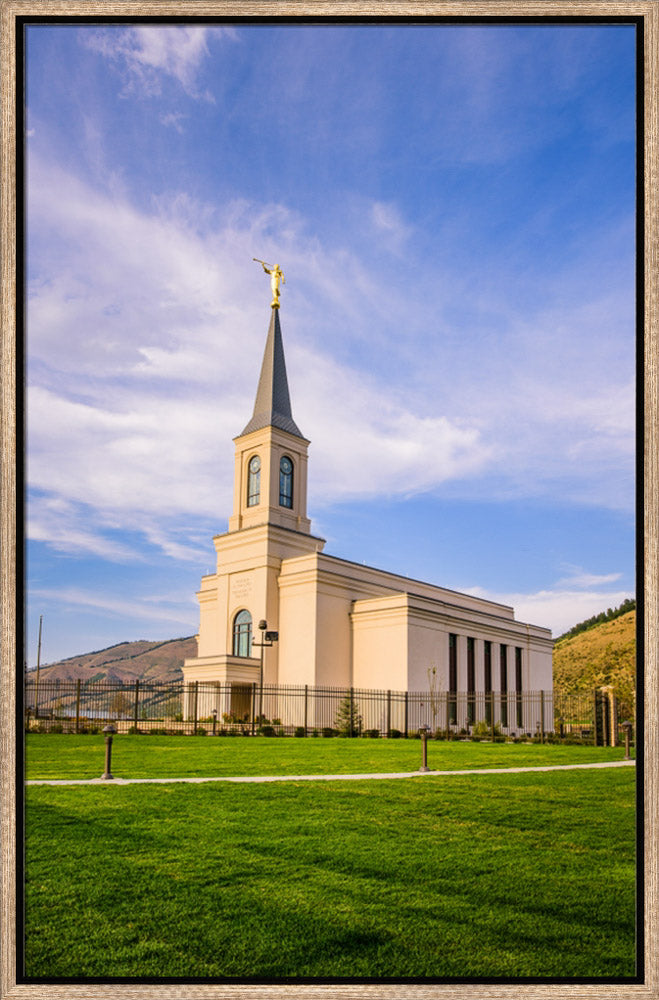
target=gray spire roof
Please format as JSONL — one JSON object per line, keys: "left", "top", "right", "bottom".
{"left": 240, "top": 308, "right": 304, "bottom": 439}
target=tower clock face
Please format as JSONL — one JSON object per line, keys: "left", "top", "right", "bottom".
{"left": 249, "top": 456, "right": 261, "bottom": 473}
{"left": 281, "top": 457, "right": 292, "bottom": 474}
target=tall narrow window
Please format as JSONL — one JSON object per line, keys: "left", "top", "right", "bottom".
{"left": 515, "top": 647, "right": 523, "bottom": 728}
{"left": 247, "top": 455, "right": 260, "bottom": 507}
{"left": 467, "top": 637, "right": 475, "bottom": 724}
{"left": 448, "top": 634, "right": 457, "bottom": 725}
{"left": 484, "top": 640, "right": 492, "bottom": 723}
{"left": 279, "top": 455, "right": 293, "bottom": 508}
{"left": 232, "top": 610, "right": 252, "bottom": 657}
{"left": 500, "top": 644, "right": 508, "bottom": 727}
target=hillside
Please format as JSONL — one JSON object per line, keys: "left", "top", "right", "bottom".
{"left": 552, "top": 610, "right": 636, "bottom": 715}
{"left": 28, "top": 636, "right": 197, "bottom": 685}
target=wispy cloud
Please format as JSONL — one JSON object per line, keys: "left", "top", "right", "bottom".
{"left": 81, "top": 25, "right": 234, "bottom": 99}
{"left": 32, "top": 585, "right": 198, "bottom": 628}
{"left": 465, "top": 570, "right": 633, "bottom": 638}
{"left": 27, "top": 154, "right": 635, "bottom": 561}
{"left": 159, "top": 112, "right": 187, "bottom": 132}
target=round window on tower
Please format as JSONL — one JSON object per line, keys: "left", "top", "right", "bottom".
{"left": 247, "top": 455, "right": 261, "bottom": 507}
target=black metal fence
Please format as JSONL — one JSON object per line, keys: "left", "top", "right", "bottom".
{"left": 24, "top": 678, "right": 631, "bottom": 746}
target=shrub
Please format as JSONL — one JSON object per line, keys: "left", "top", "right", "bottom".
{"left": 311, "top": 729, "right": 319, "bottom": 737}
{"left": 363, "top": 729, "right": 380, "bottom": 739}
{"left": 294, "top": 727, "right": 306, "bottom": 737}
{"left": 258, "top": 725, "right": 276, "bottom": 737}
{"left": 472, "top": 719, "right": 504, "bottom": 739}
{"left": 322, "top": 727, "right": 337, "bottom": 738}
{"left": 389, "top": 729, "right": 402, "bottom": 739}
{"left": 194, "top": 727, "right": 207, "bottom": 737}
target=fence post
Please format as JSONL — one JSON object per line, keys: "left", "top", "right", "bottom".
{"left": 349, "top": 687, "right": 354, "bottom": 737}
{"left": 251, "top": 682, "right": 256, "bottom": 736}
{"left": 540, "top": 690, "right": 545, "bottom": 743}
{"left": 445, "top": 691, "right": 450, "bottom": 740}
{"left": 304, "top": 684, "right": 308, "bottom": 735}
{"left": 490, "top": 690, "right": 495, "bottom": 742}
{"left": 75, "top": 679, "right": 81, "bottom": 733}
{"left": 193, "top": 680, "right": 199, "bottom": 735}
{"left": 592, "top": 689, "right": 599, "bottom": 746}
{"left": 133, "top": 680, "right": 140, "bottom": 732}
{"left": 386, "top": 690, "right": 391, "bottom": 738}
{"left": 404, "top": 691, "right": 408, "bottom": 738}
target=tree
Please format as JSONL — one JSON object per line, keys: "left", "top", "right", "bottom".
{"left": 109, "top": 692, "right": 132, "bottom": 717}
{"left": 334, "top": 694, "right": 363, "bottom": 736}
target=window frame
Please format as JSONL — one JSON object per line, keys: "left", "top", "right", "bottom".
{"left": 279, "top": 455, "right": 294, "bottom": 509}
{"left": 247, "top": 455, "right": 261, "bottom": 507}
{"left": 232, "top": 610, "right": 253, "bottom": 658}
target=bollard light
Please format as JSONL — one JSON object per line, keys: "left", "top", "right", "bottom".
{"left": 622, "top": 720, "right": 632, "bottom": 761}
{"left": 419, "top": 723, "right": 431, "bottom": 772}
{"left": 101, "top": 724, "right": 117, "bottom": 780}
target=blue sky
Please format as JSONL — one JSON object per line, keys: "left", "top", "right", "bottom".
{"left": 25, "top": 22, "right": 637, "bottom": 666}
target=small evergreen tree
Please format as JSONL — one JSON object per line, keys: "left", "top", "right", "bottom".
{"left": 334, "top": 694, "right": 363, "bottom": 736}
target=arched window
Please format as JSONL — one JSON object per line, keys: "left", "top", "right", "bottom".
{"left": 232, "top": 610, "right": 252, "bottom": 657}
{"left": 247, "top": 455, "right": 260, "bottom": 507}
{"left": 279, "top": 455, "right": 293, "bottom": 508}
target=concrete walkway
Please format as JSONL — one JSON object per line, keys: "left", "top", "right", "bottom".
{"left": 26, "top": 759, "right": 635, "bottom": 786}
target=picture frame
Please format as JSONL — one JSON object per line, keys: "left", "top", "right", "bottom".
{"left": 2, "top": 3, "right": 656, "bottom": 998}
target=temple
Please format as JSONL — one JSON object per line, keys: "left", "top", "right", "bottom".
{"left": 182, "top": 291, "right": 553, "bottom": 726}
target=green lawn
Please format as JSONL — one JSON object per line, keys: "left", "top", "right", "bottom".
{"left": 25, "top": 733, "right": 633, "bottom": 781}
{"left": 24, "top": 767, "right": 636, "bottom": 979}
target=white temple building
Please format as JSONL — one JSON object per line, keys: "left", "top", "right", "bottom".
{"left": 183, "top": 283, "right": 553, "bottom": 730}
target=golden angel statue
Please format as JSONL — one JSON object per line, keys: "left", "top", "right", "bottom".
{"left": 253, "top": 258, "right": 285, "bottom": 308}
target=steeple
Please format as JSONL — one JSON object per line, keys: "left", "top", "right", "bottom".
{"left": 240, "top": 308, "right": 304, "bottom": 439}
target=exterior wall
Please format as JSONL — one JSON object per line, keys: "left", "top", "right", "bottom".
{"left": 184, "top": 523, "right": 324, "bottom": 688}
{"left": 350, "top": 595, "right": 409, "bottom": 690}
{"left": 277, "top": 566, "right": 318, "bottom": 686}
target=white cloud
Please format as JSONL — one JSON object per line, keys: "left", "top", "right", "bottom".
{"left": 26, "top": 156, "right": 635, "bottom": 561}
{"left": 370, "top": 200, "right": 413, "bottom": 255}
{"left": 555, "top": 566, "right": 623, "bottom": 588}
{"left": 159, "top": 112, "right": 187, "bottom": 133}
{"left": 464, "top": 577, "right": 633, "bottom": 637}
{"left": 82, "top": 25, "right": 234, "bottom": 99}
{"left": 32, "top": 585, "right": 198, "bottom": 628}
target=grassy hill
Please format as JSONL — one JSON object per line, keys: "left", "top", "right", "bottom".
{"left": 552, "top": 610, "right": 636, "bottom": 716}
{"left": 28, "top": 636, "right": 197, "bottom": 685}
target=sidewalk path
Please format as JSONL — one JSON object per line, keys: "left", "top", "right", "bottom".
{"left": 26, "top": 759, "right": 635, "bottom": 786}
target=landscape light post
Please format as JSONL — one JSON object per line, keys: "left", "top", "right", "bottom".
{"left": 252, "top": 620, "right": 279, "bottom": 723}
{"left": 419, "top": 723, "right": 431, "bottom": 772}
{"left": 101, "top": 724, "right": 117, "bottom": 780}
{"left": 622, "top": 720, "right": 632, "bottom": 760}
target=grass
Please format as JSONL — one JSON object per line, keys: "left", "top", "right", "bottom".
{"left": 25, "top": 733, "right": 634, "bottom": 781}
{"left": 24, "top": 766, "right": 636, "bottom": 979}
